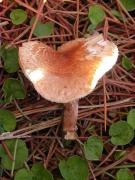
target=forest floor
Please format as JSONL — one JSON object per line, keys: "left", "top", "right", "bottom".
{"left": 0, "top": 0, "right": 135, "bottom": 179}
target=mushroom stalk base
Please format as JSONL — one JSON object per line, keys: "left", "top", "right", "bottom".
{"left": 63, "top": 100, "right": 78, "bottom": 140}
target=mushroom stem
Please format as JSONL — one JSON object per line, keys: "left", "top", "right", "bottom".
{"left": 63, "top": 100, "right": 79, "bottom": 140}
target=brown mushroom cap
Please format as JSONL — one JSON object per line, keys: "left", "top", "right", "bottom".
{"left": 19, "top": 34, "right": 118, "bottom": 103}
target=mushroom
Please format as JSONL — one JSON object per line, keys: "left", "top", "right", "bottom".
{"left": 19, "top": 34, "right": 118, "bottom": 139}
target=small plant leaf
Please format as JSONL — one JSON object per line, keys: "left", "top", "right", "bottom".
{"left": 59, "top": 155, "right": 89, "bottom": 180}
{"left": 0, "top": 109, "right": 16, "bottom": 131}
{"left": 84, "top": 136, "right": 103, "bottom": 160}
{"left": 10, "top": 9, "right": 27, "bottom": 25}
{"left": 3, "top": 48, "right": 19, "bottom": 73}
{"left": 109, "top": 121, "right": 134, "bottom": 145}
{"left": 0, "top": 139, "right": 28, "bottom": 170}
{"left": 31, "top": 163, "right": 54, "bottom": 180}
{"left": 120, "top": 0, "right": 135, "bottom": 11}
{"left": 87, "top": 24, "right": 97, "bottom": 31}
{"left": 127, "top": 109, "right": 135, "bottom": 130}
{"left": 0, "top": 45, "right": 6, "bottom": 58}
{"left": 30, "top": 18, "right": 53, "bottom": 37}
{"left": 111, "top": 9, "right": 123, "bottom": 20}
{"left": 14, "top": 169, "right": 33, "bottom": 180}
{"left": 114, "top": 150, "right": 126, "bottom": 160}
{"left": 116, "top": 168, "right": 134, "bottom": 180}
{"left": 122, "top": 56, "right": 133, "bottom": 71}
{"left": 2, "top": 78, "right": 26, "bottom": 102}
{"left": 88, "top": 4, "right": 105, "bottom": 26}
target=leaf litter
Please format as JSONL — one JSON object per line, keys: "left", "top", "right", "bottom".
{"left": 0, "top": 0, "right": 135, "bottom": 179}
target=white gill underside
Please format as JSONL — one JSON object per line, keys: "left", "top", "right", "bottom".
{"left": 84, "top": 34, "right": 118, "bottom": 89}
{"left": 90, "top": 46, "right": 118, "bottom": 89}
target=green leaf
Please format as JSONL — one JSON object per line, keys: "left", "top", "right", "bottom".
{"left": 0, "top": 139, "right": 28, "bottom": 170}
{"left": 10, "top": 9, "right": 27, "bottom": 25}
{"left": 2, "top": 78, "right": 26, "bottom": 102}
{"left": 122, "top": 56, "right": 133, "bottom": 71}
{"left": 14, "top": 169, "right": 33, "bottom": 180}
{"left": 0, "top": 109, "right": 16, "bottom": 131}
{"left": 120, "top": 0, "right": 135, "bottom": 11}
{"left": 0, "top": 45, "right": 6, "bottom": 58}
{"left": 59, "top": 155, "right": 89, "bottom": 180}
{"left": 127, "top": 109, "right": 135, "bottom": 130}
{"left": 116, "top": 168, "right": 134, "bottom": 180}
{"left": 87, "top": 24, "right": 97, "bottom": 31}
{"left": 88, "top": 4, "right": 105, "bottom": 26}
{"left": 111, "top": 9, "right": 123, "bottom": 20}
{"left": 114, "top": 150, "right": 126, "bottom": 160}
{"left": 31, "top": 163, "right": 54, "bottom": 180}
{"left": 109, "top": 121, "right": 134, "bottom": 145}
{"left": 30, "top": 18, "right": 53, "bottom": 37}
{"left": 84, "top": 136, "right": 103, "bottom": 160}
{"left": 3, "top": 48, "right": 19, "bottom": 73}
